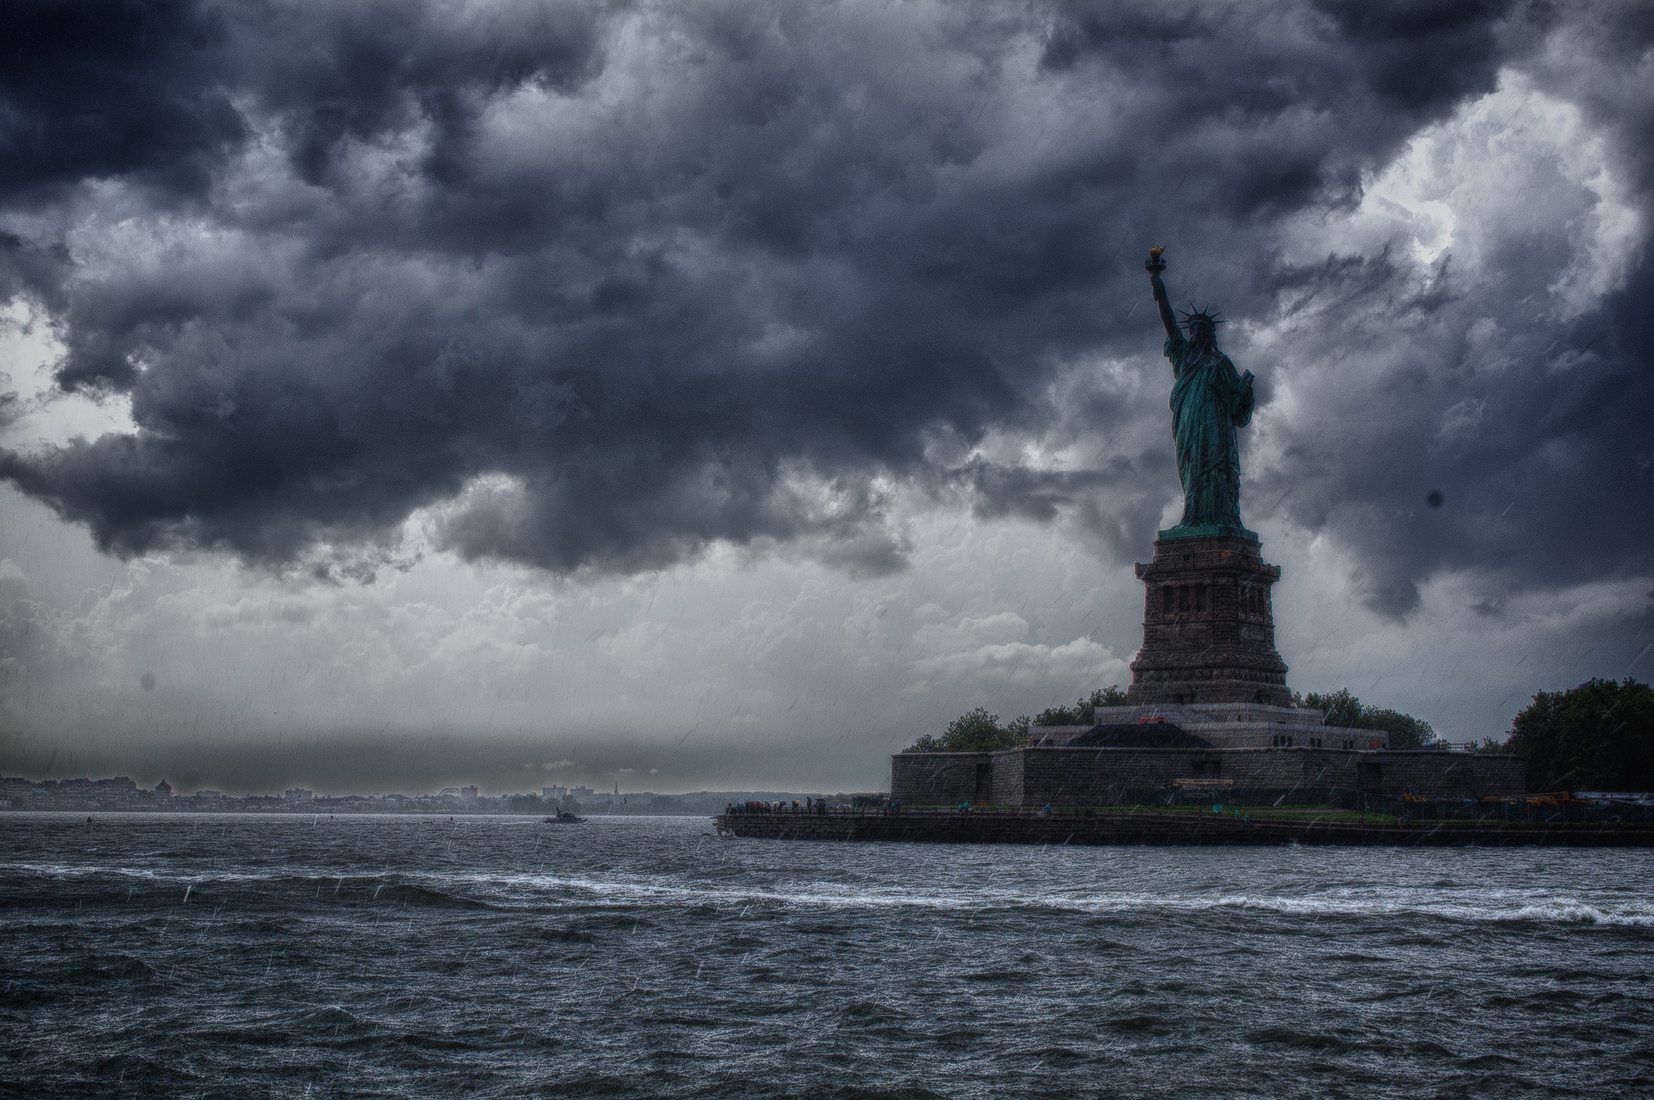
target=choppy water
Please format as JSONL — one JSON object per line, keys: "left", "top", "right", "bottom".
{"left": 3, "top": 813, "right": 1652, "bottom": 1098}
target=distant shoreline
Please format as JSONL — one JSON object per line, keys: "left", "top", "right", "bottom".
{"left": 1, "top": 808, "right": 717, "bottom": 819}
{"left": 0, "top": 777, "right": 849, "bottom": 817}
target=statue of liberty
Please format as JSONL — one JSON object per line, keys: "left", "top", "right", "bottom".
{"left": 1145, "top": 247, "right": 1256, "bottom": 539}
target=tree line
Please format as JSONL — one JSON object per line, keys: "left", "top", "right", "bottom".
{"left": 903, "top": 678, "right": 1653, "bottom": 792}
{"left": 903, "top": 687, "right": 1129, "bottom": 754}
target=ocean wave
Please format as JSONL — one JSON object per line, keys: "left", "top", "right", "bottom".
{"left": 6, "top": 861, "right": 1652, "bottom": 928}
{"left": 407, "top": 872, "right": 1654, "bottom": 928}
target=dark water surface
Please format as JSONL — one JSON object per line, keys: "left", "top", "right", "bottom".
{"left": 3, "top": 813, "right": 1651, "bottom": 1098}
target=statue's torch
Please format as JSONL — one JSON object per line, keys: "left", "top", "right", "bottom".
{"left": 1145, "top": 245, "right": 1166, "bottom": 276}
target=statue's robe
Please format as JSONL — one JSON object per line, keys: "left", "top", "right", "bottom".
{"left": 1164, "top": 332, "right": 1254, "bottom": 529}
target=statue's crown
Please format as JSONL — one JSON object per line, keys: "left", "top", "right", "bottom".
{"left": 1176, "top": 304, "right": 1225, "bottom": 332}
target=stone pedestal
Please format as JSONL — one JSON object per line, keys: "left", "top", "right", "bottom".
{"left": 1127, "top": 533, "right": 1290, "bottom": 706}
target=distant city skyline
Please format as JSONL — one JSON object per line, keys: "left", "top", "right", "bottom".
{"left": 0, "top": 771, "right": 841, "bottom": 814}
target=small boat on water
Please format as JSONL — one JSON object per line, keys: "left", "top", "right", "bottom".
{"left": 543, "top": 810, "right": 586, "bottom": 824}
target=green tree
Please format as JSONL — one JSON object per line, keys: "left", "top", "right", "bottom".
{"left": 1504, "top": 678, "right": 1654, "bottom": 792}
{"left": 1094, "top": 685, "right": 1130, "bottom": 708}
{"left": 1298, "top": 688, "right": 1362, "bottom": 727}
{"left": 1354, "top": 706, "right": 1436, "bottom": 751}
{"left": 1033, "top": 685, "right": 1129, "bottom": 726}
{"left": 1297, "top": 688, "right": 1437, "bottom": 749}
{"left": 904, "top": 706, "right": 1028, "bottom": 753}
{"left": 1033, "top": 703, "right": 1081, "bottom": 725}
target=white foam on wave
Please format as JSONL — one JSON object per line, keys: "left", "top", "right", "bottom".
{"left": 1503, "top": 899, "right": 1654, "bottom": 927}
{"left": 8, "top": 861, "right": 1651, "bottom": 928}
{"left": 1, "top": 861, "right": 351, "bottom": 885}
{"left": 416, "top": 869, "right": 1654, "bottom": 928}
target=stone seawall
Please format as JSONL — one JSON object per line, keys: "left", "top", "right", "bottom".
{"left": 715, "top": 811, "right": 1654, "bottom": 848}
{"left": 890, "top": 747, "right": 1527, "bottom": 807}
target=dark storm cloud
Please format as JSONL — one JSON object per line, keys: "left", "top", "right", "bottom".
{"left": 0, "top": 0, "right": 244, "bottom": 205}
{"left": 0, "top": 231, "right": 70, "bottom": 317}
{"left": 1, "top": 0, "right": 1649, "bottom": 612}
{"left": 1040, "top": 0, "right": 1512, "bottom": 216}
{"left": 964, "top": 460, "right": 1120, "bottom": 526}
{"left": 1248, "top": 204, "right": 1654, "bottom": 615}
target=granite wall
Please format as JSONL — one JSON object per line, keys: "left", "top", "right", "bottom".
{"left": 891, "top": 746, "right": 1527, "bottom": 807}
{"left": 1362, "top": 751, "right": 1526, "bottom": 800}
{"left": 889, "top": 752, "right": 991, "bottom": 805}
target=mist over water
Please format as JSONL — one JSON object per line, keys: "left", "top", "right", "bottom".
{"left": 4, "top": 814, "right": 1651, "bottom": 1098}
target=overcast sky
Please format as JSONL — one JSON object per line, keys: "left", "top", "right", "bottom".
{"left": 1, "top": 0, "right": 1650, "bottom": 795}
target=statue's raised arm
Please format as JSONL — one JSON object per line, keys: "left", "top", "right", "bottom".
{"left": 1145, "top": 246, "right": 1180, "bottom": 345}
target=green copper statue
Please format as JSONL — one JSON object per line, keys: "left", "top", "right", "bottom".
{"left": 1146, "top": 247, "right": 1256, "bottom": 540}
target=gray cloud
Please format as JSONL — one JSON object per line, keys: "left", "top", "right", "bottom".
{"left": 0, "top": 0, "right": 245, "bottom": 206}
{"left": 0, "top": 0, "right": 1648, "bottom": 622}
